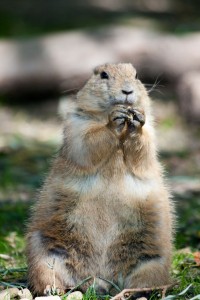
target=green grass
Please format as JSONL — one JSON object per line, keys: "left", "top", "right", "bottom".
{"left": 0, "top": 231, "right": 200, "bottom": 300}
{"left": 175, "top": 193, "right": 200, "bottom": 250}
{"left": 0, "top": 202, "right": 28, "bottom": 285}
{"left": 171, "top": 253, "right": 200, "bottom": 298}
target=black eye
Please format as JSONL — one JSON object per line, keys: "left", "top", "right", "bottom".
{"left": 135, "top": 73, "right": 138, "bottom": 79}
{"left": 100, "top": 71, "right": 109, "bottom": 79}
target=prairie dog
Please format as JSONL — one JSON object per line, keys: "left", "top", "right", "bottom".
{"left": 26, "top": 63, "right": 174, "bottom": 296}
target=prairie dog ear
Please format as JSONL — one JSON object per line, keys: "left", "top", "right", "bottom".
{"left": 93, "top": 65, "right": 101, "bottom": 75}
{"left": 129, "top": 63, "right": 138, "bottom": 77}
{"left": 93, "top": 63, "right": 109, "bottom": 75}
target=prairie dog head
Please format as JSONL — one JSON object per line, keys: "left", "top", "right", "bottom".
{"left": 77, "top": 63, "right": 150, "bottom": 113}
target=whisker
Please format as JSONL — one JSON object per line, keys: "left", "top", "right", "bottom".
{"left": 153, "top": 88, "right": 165, "bottom": 96}
{"left": 61, "top": 88, "right": 80, "bottom": 94}
{"left": 144, "top": 83, "right": 164, "bottom": 88}
{"left": 145, "top": 74, "right": 165, "bottom": 95}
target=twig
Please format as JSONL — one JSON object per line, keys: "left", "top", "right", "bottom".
{"left": 110, "top": 284, "right": 174, "bottom": 300}
{"left": 161, "top": 286, "right": 168, "bottom": 299}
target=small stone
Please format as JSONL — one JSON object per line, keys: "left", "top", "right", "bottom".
{"left": 0, "top": 290, "right": 10, "bottom": 300}
{"left": 35, "top": 296, "right": 61, "bottom": 300}
{"left": 66, "top": 291, "right": 83, "bottom": 300}
{"left": 18, "top": 288, "right": 33, "bottom": 300}
{"left": 0, "top": 254, "right": 12, "bottom": 260}
{"left": 0, "top": 288, "right": 19, "bottom": 300}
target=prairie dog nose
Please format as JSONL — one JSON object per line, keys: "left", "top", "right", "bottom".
{"left": 122, "top": 89, "right": 133, "bottom": 95}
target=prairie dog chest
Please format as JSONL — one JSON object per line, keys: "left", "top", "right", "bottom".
{"left": 67, "top": 172, "right": 157, "bottom": 234}
{"left": 69, "top": 173, "right": 157, "bottom": 252}
{"left": 68, "top": 172, "right": 157, "bottom": 203}
{"left": 67, "top": 172, "right": 158, "bottom": 255}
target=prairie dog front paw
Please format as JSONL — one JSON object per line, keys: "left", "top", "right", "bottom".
{"left": 127, "top": 108, "right": 145, "bottom": 132}
{"left": 108, "top": 105, "right": 131, "bottom": 136}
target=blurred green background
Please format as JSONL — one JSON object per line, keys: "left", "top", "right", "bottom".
{"left": 1, "top": 0, "right": 200, "bottom": 37}
{"left": 0, "top": 0, "right": 200, "bottom": 294}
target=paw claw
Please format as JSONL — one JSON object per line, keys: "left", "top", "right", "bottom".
{"left": 109, "top": 106, "right": 130, "bottom": 135}
{"left": 108, "top": 106, "right": 145, "bottom": 136}
{"left": 127, "top": 109, "right": 145, "bottom": 129}
{"left": 44, "top": 285, "right": 62, "bottom": 296}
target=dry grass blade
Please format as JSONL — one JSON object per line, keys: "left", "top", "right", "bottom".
{"left": 62, "top": 276, "right": 93, "bottom": 298}
{"left": 0, "top": 281, "right": 27, "bottom": 288}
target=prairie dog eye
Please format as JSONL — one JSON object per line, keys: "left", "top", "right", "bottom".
{"left": 100, "top": 71, "right": 109, "bottom": 79}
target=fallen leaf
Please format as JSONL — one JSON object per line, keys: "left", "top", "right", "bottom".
{"left": 193, "top": 252, "right": 200, "bottom": 266}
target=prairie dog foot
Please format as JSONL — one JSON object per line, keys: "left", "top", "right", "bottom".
{"left": 44, "top": 285, "right": 64, "bottom": 296}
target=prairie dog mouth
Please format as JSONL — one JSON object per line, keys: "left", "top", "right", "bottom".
{"left": 113, "top": 103, "right": 133, "bottom": 110}
{"left": 111, "top": 100, "right": 135, "bottom": 106}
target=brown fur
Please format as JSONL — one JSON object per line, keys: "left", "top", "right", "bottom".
{"left": 26, "top": 63, "right": 174, "bottom": 295}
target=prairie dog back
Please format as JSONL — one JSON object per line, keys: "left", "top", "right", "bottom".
{"left": 26, "top": 63, "right": 174, "bottom": 296}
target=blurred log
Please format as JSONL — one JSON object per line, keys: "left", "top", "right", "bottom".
{"left": 177, "top": 72, "right": 200, "bottom": 123}
{"left": 0, "top": 27, "right": 197, "bottom": 92}
{"left": 0, "top": 26, "right": 200, "bottom": 105}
